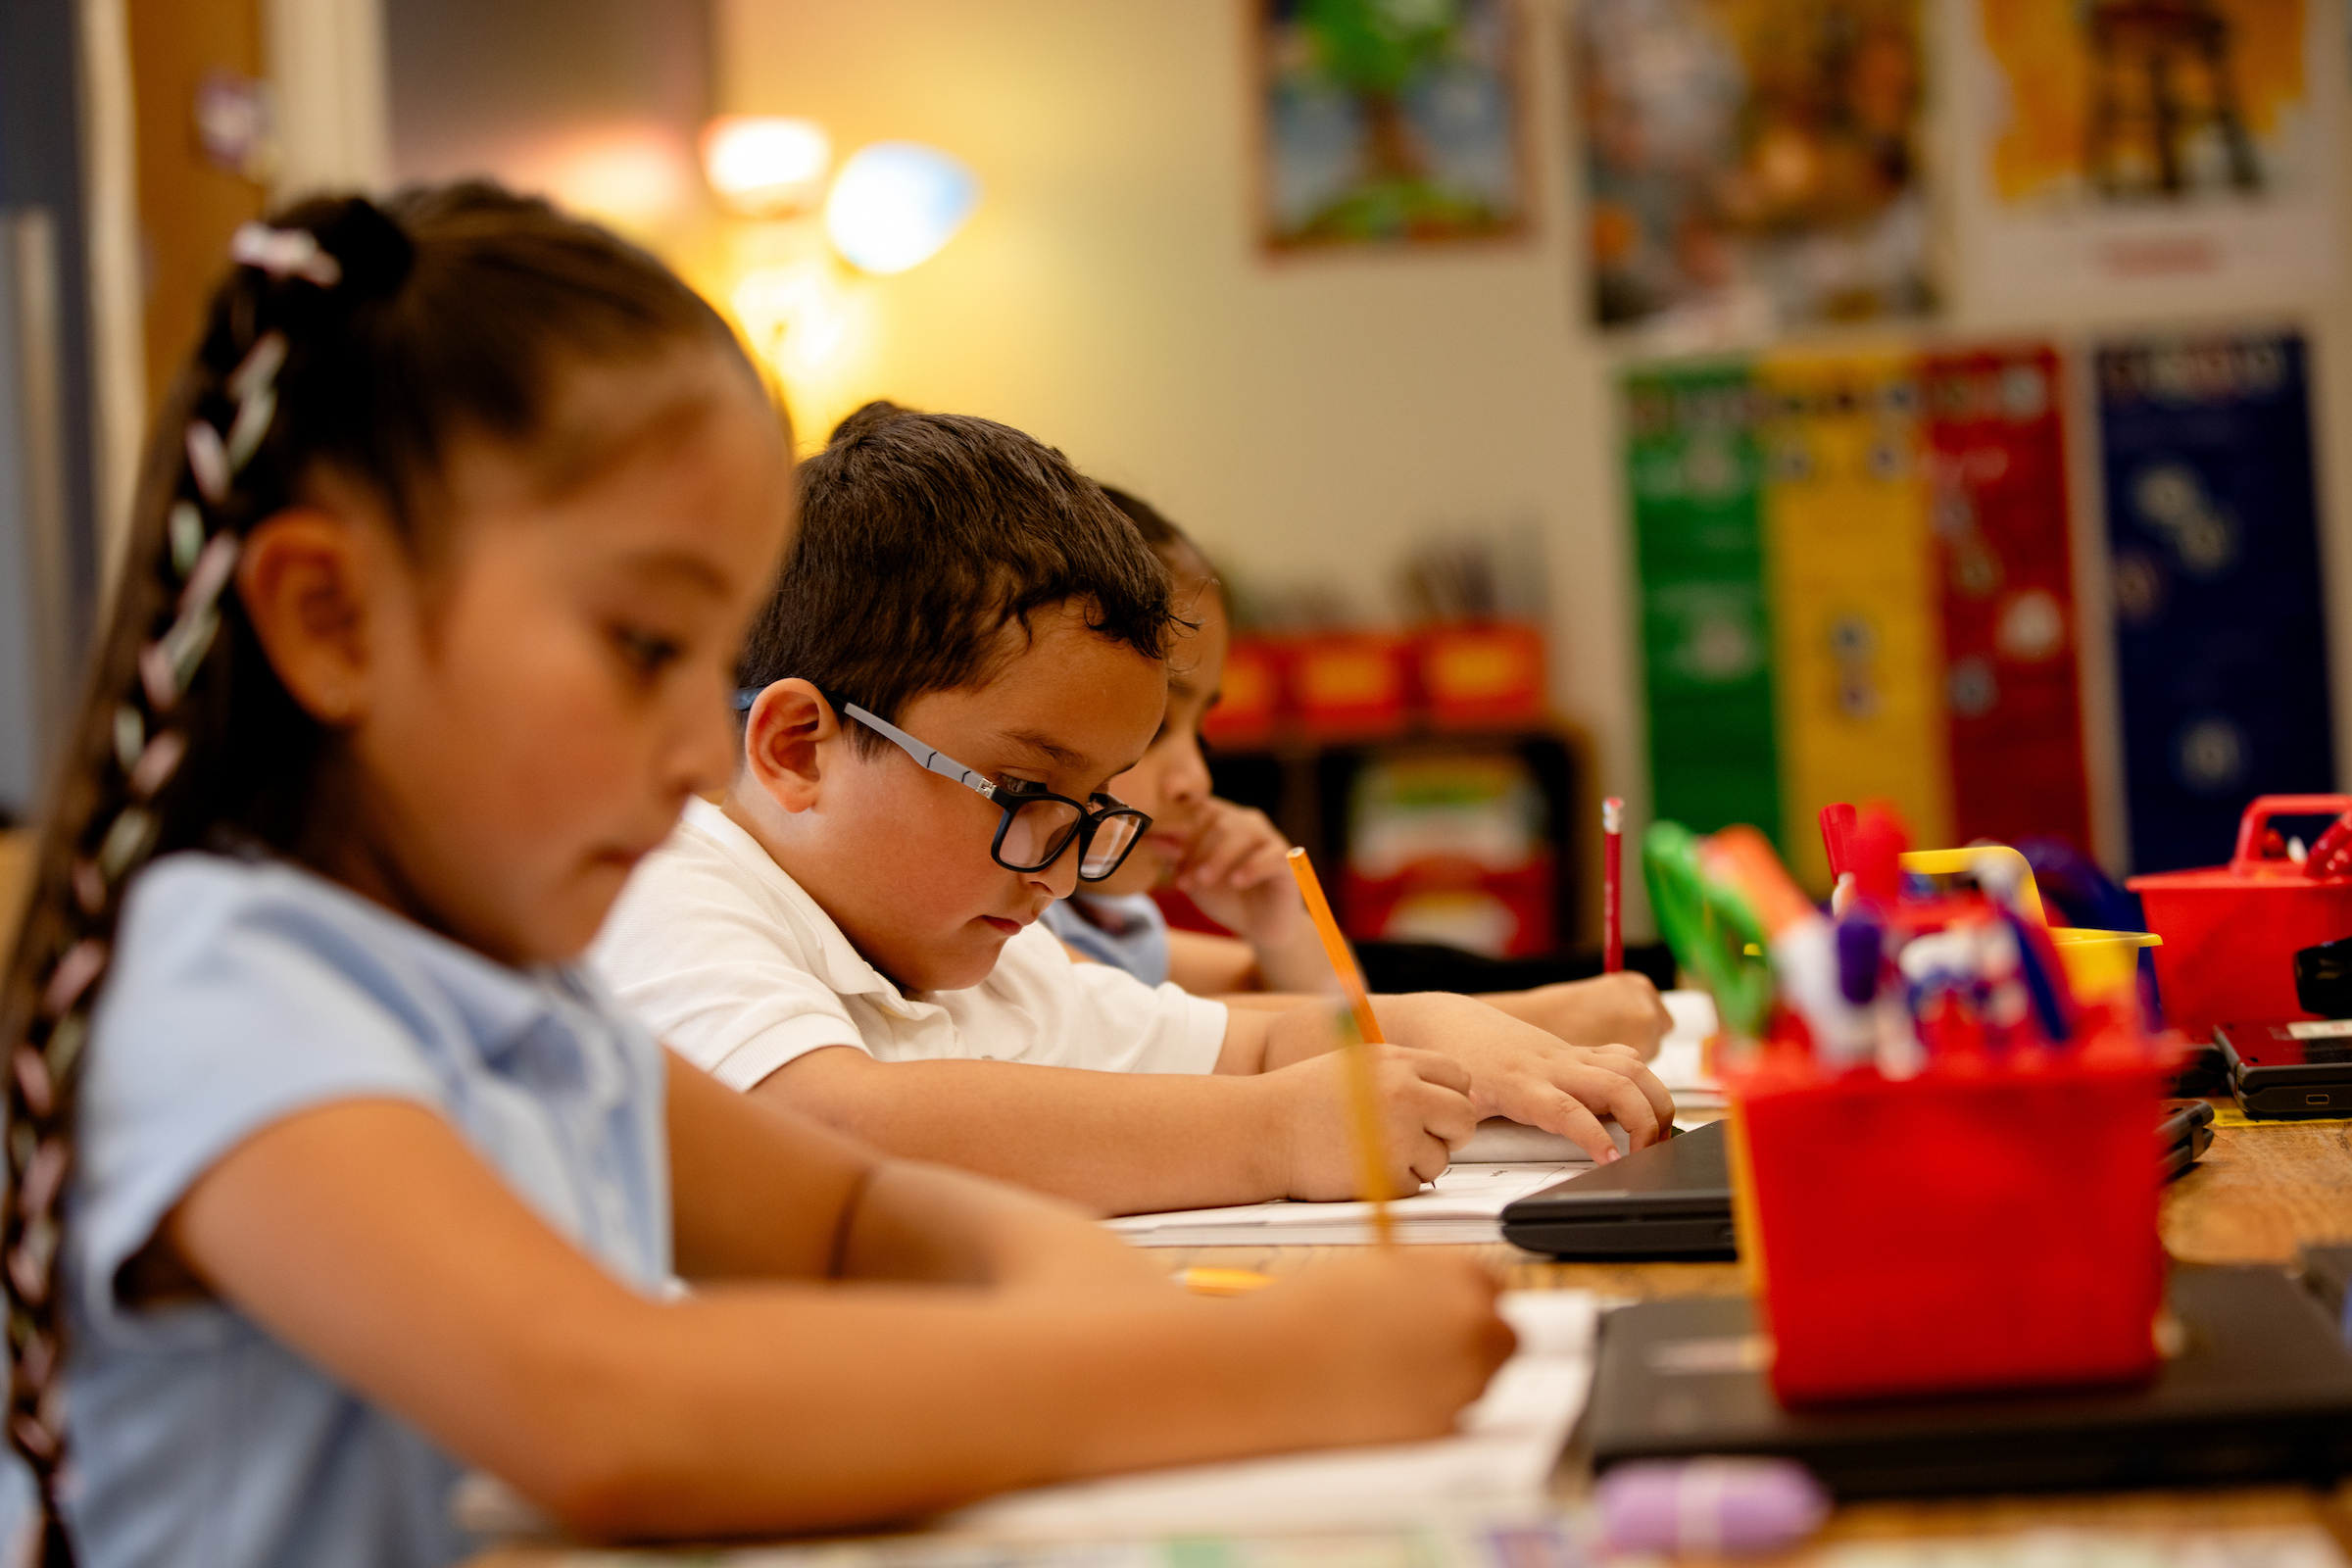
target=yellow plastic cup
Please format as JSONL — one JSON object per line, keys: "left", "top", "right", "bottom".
{"left": 2047, "top": 927, "right": 2163, "bottom": 1003}
{"left": 1896, "top": 847, "right": 2161, "bottom": 1004}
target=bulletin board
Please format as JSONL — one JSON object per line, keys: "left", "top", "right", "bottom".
{"left": 2098, "top": 330, "right": 2335, "bottom": 873}
{"left": 1630, "top": 343, "right": 2096, "bottom": 893}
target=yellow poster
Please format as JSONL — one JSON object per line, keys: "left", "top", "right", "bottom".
{"left": 1981, "top": 0, "right": 2307, "bottom": 208}
{"left": 1759, "top": 349, "right": 1948, "bottom": 893}
{"left": 1956, "top": 0, "right": 2331, "bottom": 311}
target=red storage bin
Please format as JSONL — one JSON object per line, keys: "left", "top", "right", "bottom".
{"left": 1200, "top": 636, "right": 1287, "bottom": 748}
{"left": 2128, "top": 794, "right": 2352, "bottom": 1035}
{"left": 1291, "top": 633, "right": 1412, "bottom": 738}
{"left": 1338, "top": 856, "right": 1556, "bottom": 957}
{"left": 1416, "top": 622, "right": 1545, "bottom": 727}
{"left": 1730, "top": 1038, "right": 2167, "bottom": 1406}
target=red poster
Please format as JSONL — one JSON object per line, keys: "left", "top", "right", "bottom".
{"left": 1923, "top": 347, "right": 2092, "bottom": 852}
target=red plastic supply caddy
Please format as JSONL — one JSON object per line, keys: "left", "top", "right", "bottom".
{"left": 2129, "top": 795, "right": 2352, "bottom": 1035}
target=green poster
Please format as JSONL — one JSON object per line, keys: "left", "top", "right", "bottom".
{"left": 1627, "top": 361, "right": 1781, "bottom": 846}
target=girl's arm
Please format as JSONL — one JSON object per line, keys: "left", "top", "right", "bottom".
{"left": 666, "top": 1051, "right": 1166, "bottom": 1290}
{"left": 1163, "top": 927, "right": 1263, "bottom": 994}
{"left": 161, "top": 1087, "right": 1512, "bottom": 1540}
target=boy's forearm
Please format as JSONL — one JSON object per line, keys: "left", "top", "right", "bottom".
{"left": 838, "top": 1160, "right": 1167, "bottom": 1292}
{"left": 756, "top": 1050, "right": 1287, "bottom": 1214}
{"left": 1255, "top": 992, "right": 1444, "bottom": 1069}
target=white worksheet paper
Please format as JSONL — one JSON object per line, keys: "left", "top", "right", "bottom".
{"left": 1105, "top": 1162, "right": 1581, "bottom": 1247}
{"left": 945, "top": 1291, "right": 1597, "bottom": 1537}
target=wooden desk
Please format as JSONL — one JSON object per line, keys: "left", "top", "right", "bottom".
{"left": 466, "top": 1113, "right": 2352, "bottom": 1565}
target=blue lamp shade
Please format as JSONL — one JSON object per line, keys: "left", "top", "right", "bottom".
{"left": 823, "top": 141, "right": 979, "bottom": 275}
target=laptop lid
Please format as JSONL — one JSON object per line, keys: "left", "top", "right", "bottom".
{"left": 1584, "top": 1267, "right": 2352, "bottom": 1497}
{"left": 1500, "top": 1119, "right": 1737, "bottom": 1260}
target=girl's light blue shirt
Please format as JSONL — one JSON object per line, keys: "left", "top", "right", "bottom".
{"left": 2, "top": 851, "right": 671, "bottom": 1567}
{"left": 1040, "top": 893, "right": 1172, "bottom": 987}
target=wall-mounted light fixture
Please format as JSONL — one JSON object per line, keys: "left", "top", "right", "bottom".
{"left": 702, "top": 116, "right": 978, "bottom": 432}
{"left": 700, "top": 116, "right": 832, "bottom": 217}
{"left": 699, "top": 118, "right": 978, "bottom": 273}
{"left": 822, "top": 141, "right": 980, "bottom": 275}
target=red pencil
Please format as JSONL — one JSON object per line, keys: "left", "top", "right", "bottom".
{"left": 1603, "top": 797, "right": 1625, "bottom": 974}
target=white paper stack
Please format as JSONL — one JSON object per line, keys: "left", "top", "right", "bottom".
{"left": 945, "top": 1291, "right": 1598, "bottom": 1537}
{"left": 1105, "top": 1162, "right": 1582, "bottom": 1248}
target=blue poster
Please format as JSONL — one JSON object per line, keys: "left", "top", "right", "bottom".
{"left": 2099, "top": 332, "right": 2334, "bottom": 873}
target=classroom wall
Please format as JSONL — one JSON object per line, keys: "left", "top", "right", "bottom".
{"left": 714, "top": 0, "right": 2352, "bottom": 934}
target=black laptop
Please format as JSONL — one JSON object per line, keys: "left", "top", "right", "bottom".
{"left": 1583, "top": 1266, "right": 2352, "bottom": 1496}
{"left": 1502, "top": 1102, "right": 2217, "bottom": 1260}
{"left": 1500, "top": 1119, "right": 1739, "bottom": 1259}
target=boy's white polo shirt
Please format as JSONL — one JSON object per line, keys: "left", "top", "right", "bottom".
{"left": 592, "top": 797, "right": 1229, "bottom": 1091}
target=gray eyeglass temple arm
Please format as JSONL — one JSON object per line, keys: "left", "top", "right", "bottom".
{"left": 841, "top": 703, "right": 998, "bottom": 800}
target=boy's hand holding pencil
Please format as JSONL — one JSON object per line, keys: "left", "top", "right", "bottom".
{"left": 1259, "top": 1041, "right": 1478, "bottom": 1201}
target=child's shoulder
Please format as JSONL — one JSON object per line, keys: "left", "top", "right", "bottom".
{"left": 106, "top": 850, "right": 620, "bottom": 1073}
{"left": 120, "top": 849, "right": 481, "bottom": 996}
{"left": 600, "top": 798, "right": 836, "bottom": 963}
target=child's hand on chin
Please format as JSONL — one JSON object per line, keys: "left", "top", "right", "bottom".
{"left": 1171, "top": 799, "right": 1307, "bottom": 947}
{"left": 1247, "top": 1251, "right": 1516, "bottom": 1446}
{"left": 1260, "top": 1045, "right": 1480, "bottom": 1200}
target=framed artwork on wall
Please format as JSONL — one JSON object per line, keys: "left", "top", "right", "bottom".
{"left": 1575, "top": 0, "right": 1932, "bottom": 345}
{"left": 1950, "top": 0, "right": 2336, "bottom": 313}
{"left": 1252, "top": 0, "right": 1529, "bottom": 251}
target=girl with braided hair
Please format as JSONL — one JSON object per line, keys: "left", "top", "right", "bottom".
{"left": 0, "top": 183, "right": 1512, "bottom": 1567}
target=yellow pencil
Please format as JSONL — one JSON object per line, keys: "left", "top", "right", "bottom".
{"left": 1285, "top": 847, "right": 1394, "bottom": 1246}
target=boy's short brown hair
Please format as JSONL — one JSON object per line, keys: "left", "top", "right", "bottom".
{"left": 739, "top": 402, "right": 1181, "bottom": 753}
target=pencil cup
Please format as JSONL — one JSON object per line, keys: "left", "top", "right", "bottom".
{"left": 1728, "top": 1032, "right": 2168, "bottom": 1407}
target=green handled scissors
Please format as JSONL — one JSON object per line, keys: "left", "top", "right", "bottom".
{"left": 1642, "top": 820, "right": 1775, "bottom": 1040}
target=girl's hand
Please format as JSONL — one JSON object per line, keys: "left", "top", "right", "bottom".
{"left": 1258, "top": 1045, "right": 1479, "bottom": 1200}
{"left": 1377, "top": 994, "right": 1675, "bottom": 1162}
{"left": 1245, "top": 1251, "right": 1515, "bottom": 1446}
{"left": 1484, "top": 972, "right": 1677, "bottom": 1061}
{"left": 1172, "top": 799, "right": 1306, "bottom": 949}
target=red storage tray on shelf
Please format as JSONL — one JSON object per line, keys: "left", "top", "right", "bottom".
{"left": 1290, "top": 633, "right": 1412, "bottom": 738}
{"left": 2129, "top": 794, "right": 2352, "bottom": 1034}
{"left": 1200, "top": 635, "right": 1287, "bottom": 749}
{"left": 1729, "top": 1036, "right": 2168, "bottom": 1407}
{"left": 1415, "top": 622, "right": 1545, "bottom": 728}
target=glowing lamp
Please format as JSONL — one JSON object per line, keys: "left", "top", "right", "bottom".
{"left": 823, "top": 141, "right": 979, "bottom": 275}
{"left": 701, "top": 116, "right": 832, "bottom": 216}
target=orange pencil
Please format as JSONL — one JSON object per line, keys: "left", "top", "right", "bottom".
{"left": 1285, "top": 847, "right": 1394, "bottom": 1245}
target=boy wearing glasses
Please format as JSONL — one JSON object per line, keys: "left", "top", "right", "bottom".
{"left": 593, "top": 403, "right": 1671, "bottom": 1215}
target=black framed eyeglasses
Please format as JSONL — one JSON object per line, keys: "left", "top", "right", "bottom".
{"left": 736, "top": 686, "right": 1152, "bottom": 881}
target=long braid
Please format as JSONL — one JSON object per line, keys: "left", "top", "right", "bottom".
{"left": 0, "top": 199, "right": 413, "bottom": 1565}
{"left": 0, "top": 184, "right": 747, "bottom": 1561}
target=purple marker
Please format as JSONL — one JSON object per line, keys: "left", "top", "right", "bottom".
{"left": 1595, "top": 1457, "right": 1831, "bottom": 1556}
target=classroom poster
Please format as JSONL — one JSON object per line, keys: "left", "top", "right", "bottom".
{"left": 1921, "top": 347, "right": 2093, "bottom": 852}
{"left": 1576, "top": 0, "right": 1931, "bottom": 344}
{"left": 2098, "top": 331, "right": 2335, "bottom": 874}
{"left": 1757, "top": 350, "right": 1949, "bottom": 893}
{"left": 1626, "top": 362, "right": 1782, "bottom": 850}
{"left": 1253, "top": 0, "right": 1528, "bottom": 250}
{"left": 1952, "top": 0, "right": 2337, "bottom": 314}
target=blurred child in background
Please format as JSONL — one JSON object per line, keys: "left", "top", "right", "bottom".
{"left": 1049, "top": 487, "right": 1674, "bottom": 1061}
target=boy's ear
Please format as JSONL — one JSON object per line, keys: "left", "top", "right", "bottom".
{"left": 743, "top": 679, "right": 840, "bottom": 813}
{"left": 235, "top": 508, "right": 377, "bottom": 726}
